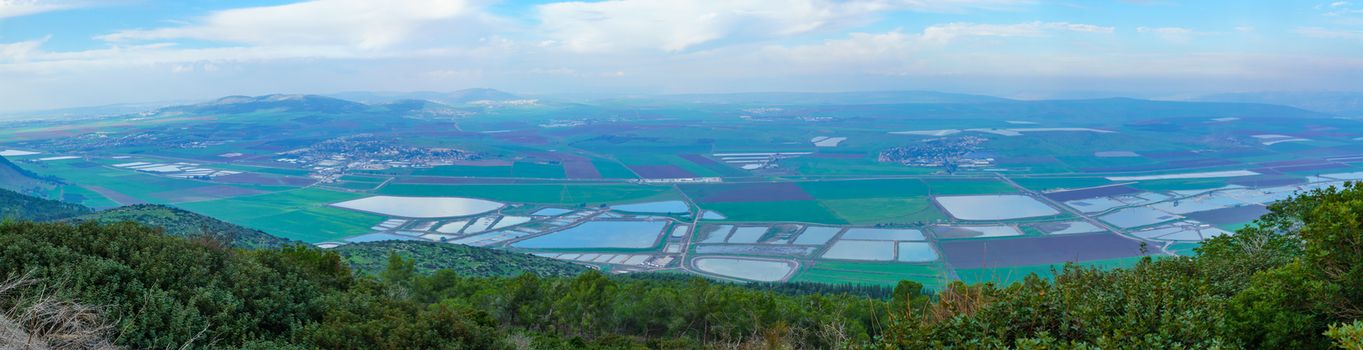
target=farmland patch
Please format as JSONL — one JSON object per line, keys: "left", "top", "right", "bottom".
{"left": 934, "top": 195, "right": 1059, "bottom": 220}
{"left": 331, "top": 196, "right": 504, "bottom": 218}
{"left": 511, "top": 221, "right": 667, "bottom": 249}
{"left": 938, "top": 234, "right": 1149, "bottom": 269}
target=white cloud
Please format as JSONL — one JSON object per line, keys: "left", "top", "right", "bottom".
{"left": 1136, "top": 26, "right": 1200, "bottom": 43}
{"left": 760, "top": 21, "right": 1112, "bottom": 76}
{"left": 1137, "top": 26, "right": 1191, "bottom": 35}
{"left": 1296, "top": 26, "right": 1363, "bottom": 39}
{"left": 892, "top": 0, "right": 1035, "bottom": 12}
{"left": 0, "top": 36, "right": 47, "bottom": 62}
{"left": 536, "top": 0, "right": 859, "bottom": 52}
{"left": 920, "top": 21, "right": 1113, "bottom": 43}
{"left": 1322, "top": 0, "right": 1363, "bottom": 16}
{"left": 97, "top": 0, "right": 484, "bottom": 49}
{"left": 0, "top": 0, "right": 81, "bottom": 19}
{"left": 754, "top": 23, "right": 1350, "bottom": 82}
{"left": 534, "top": 0, "right": 1033, "bottom": 53}
{"left": 0, "top": 41, "right": 400, "bottom": 75}
{"left": 767, "top": 31, "right": 916, "bottom": 68}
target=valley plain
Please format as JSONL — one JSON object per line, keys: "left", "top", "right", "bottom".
{"left": 4, "top": 90, "right": 1358, "bottom": 288}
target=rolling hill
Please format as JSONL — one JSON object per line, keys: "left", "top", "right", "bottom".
{"left": 67, "top": 204, "right": 292, "bottom": 249}
{"left": 653, "top": 90, "right": 1012, "bottom": 105}
{"left": 0, "top": 156, "right": 60, "bottom": 196}
{"left": 328, "top": 88, "right": 522, "bottom": 105}
{"left": 333, "top": 240, "right": 588, "bottom": 277}
{"left": 0, "top": 187, "right": 581, "bottom": 278}
{"left": 0, "top": 187, "right": 92, "bottom": 221}
{"left": 159, "top": 94, "right": 371, "bottom": 115}
{"left": 1194, "top": 91, "right": 1363, "bottom": 116}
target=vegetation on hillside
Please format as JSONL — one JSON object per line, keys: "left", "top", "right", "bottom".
{"left": 0, "top": 156, "right": 71, "bottom": 201}
{"left": 67, "top": 204, "right": 290, "bottom": 249}
{"left": 0, "top": 188, "right": 91, "bottom": 222}
{"left": 2, "top": 183, "right": 1363, "bottom": 348}
{"left": 334, "top": 240, "right": 588, "bottom": 277}
{"left": 0, "top": 219, "right": 886, "bottom": 349}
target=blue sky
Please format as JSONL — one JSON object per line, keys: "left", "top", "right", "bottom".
{"left": 1, "top": 0, "right": 1362, "bottom": 111}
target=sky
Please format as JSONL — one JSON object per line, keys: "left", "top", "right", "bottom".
{"left": 1, "top": 0, "right": 1362, "bottom": 111}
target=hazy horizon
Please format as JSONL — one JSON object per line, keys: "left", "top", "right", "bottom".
{"left": 4, "top": 0, "right": 1363, "bottom": 111}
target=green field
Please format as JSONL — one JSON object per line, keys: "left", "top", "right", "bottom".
{"left": 785, "top": 157, "right": 939, "bottom": 176}
{"left": 797, "top": 179, "right": 930, "bottom": 199}
{"left": 407, "top": 162, "right": 568, "bottom": 178}
{"left": 377, "top": 183, "right": 679, "bottom": 205}
{"left": 16, "top": 160, "right": 276, "bottom": 204}
{"left": 954, "top": 256, "right": 1151, "bottom": 285}
{"left": 699, "top": 200, "right": 847, "bottom": 224}
{"left": 791, "top": 261, "right": 950, "bottom": 290}
{"left": 591, "top": 160, "right": 638, "bottom": 178}
{"left": 1129, "top": 178, "right": 1232, "bottom": 192}
{"left": 1166, "top": 242, "right": 1201, "bottom": 256}
{"left": 795, "top": 179, "right": 944, "bottom": 224}
{"left": 819, "top": 198, "right": 945, "bottom": 224}
{"left": 617, "top": 154, "right": 724, "bottom": 178}
{"left": 175, "top": 188, "right": 382, "bottom": 242}
{"left": 1011, "top": 176, "right": 1115, "bottom": 192}
{"left": 57, "top": 184, "right": 120, "bottom": 209}
{"left": 213, "top": 163, "right": 314, "bottom": 177}
{"left": 924, "top": 178, "right": 1018, "bottom": 195}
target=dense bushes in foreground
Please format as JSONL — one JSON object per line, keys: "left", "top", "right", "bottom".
{"left": 2, "top": 183, "right": 1363, "bottom": 348}
{"left": 0, "top": 219, "right": 884, "bottom": 349}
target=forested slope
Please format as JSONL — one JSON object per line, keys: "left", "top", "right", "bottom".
{"left": 68, "top": 204, "right": 291, "bottom": 249}
{"left": 334, "top": 240, "right": 588, "bottom": 277}
{"left": 1, "top": 184, "right": 1362, "bottom": 348}
{"left": 0, "top": 187, "right": 91, "bottom": 221}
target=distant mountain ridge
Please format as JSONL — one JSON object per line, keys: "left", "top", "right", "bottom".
{"left": 159, "top": 94, "right": 371, "bottom": 115}
{"left": 15, "top": 89, "right": 1357, "bottom": 119}
{"left": 122, "top": 90, "right": 1338, "bottom": 125}
{"left": 328, "top": 88, "right": 522, "bottom": 105}
{"left": 651, "top": 90, "right": 1012, "bottom": 105}
{"left": 1194, "top": 91, "right": 1363, "bottom": 116}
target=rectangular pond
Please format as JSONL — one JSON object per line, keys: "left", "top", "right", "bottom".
{"left": 344, "top": 233, "right": 425, "bottom": 243}
{"left": 935, "top": 195, "right": 1060, "bottom": 220}
{"left": 821, "top": 240, "right": 896, "bottom": 261}
{"left": 333, "top": 196, "right": 504, "bottom": 218}
{"left": 1032, "top": 221, "right": 1105, "bottom": 235}
{"left": 933, "top": 225, "right": 1022, "bottom": 239}
{"left": 897, "top": 242, "right": 939, "bottom": 262}
{"left": 511, "top": 221, "right": 667, "bottom": 249}
{"left": 841, "top": 228, "right": 925, "bottom": 241}
{"left": 612, "top": 200, "right": 690, "bottom": 213}
{"left": 727, "top": 227, "right": 768, "bottom": 243}
{"left": 693, "top": 258, "right": 794, "bottom": 282}
{"left": 793, "top": 226, "right": 841, "bottom": 245}
{"left": 1100, "top": 207, "right": 1182, "bottom": 229}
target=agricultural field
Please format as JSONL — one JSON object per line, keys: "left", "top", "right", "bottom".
{"left": 2, "top": 92, "right": 1359, "bottom": 288}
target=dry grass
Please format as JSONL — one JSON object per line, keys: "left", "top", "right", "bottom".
{"left": 0, "top": 273, "right": 117, "bottom": 350}
{"left": 924, "top": 283, "right": 991, "bottom": 324}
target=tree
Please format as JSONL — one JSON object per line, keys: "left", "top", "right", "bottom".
{"left": 381, "top": 252, "right": 416, "bottom": 299}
